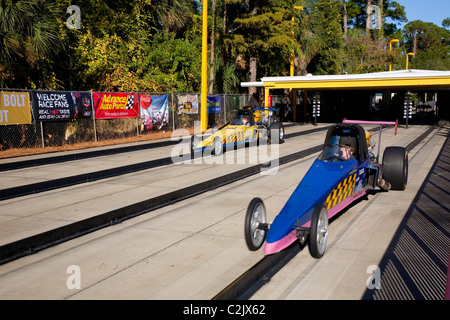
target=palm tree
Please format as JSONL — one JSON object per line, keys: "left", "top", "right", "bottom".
{"left": 0, "top": 0, "right": 61, "bottom": 88}
{"left": 293, "top": 0, "right": 324, "bottom": 75}
{"left": 151, "top": 0, "right": 196, "bottom": 33}
{"left": 215, "top": 60, "right": 239, "bottom": 94}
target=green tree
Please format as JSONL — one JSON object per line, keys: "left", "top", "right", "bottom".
{"left": 224, "top": 0, "right": 298, "bottom": 94}
{"left": 2, "top": 0, "right": 447, "bottom": 95}
{"left": 213, "top": 60, "right": 240, "bottom": 94}
{"left": 303, "top": 0, "right": 344, "bottom": 75}
{"left": 143, "top": 30, "right": 203, "bottom": 92}
{"left": 342, "top": 29, "right": 396, "bottom": 73}
{"left": 0, "top": 0, "right": 62, "bottom": 88}
{"left": 147, "top": 0, "right": 197, "bottom": 34}
{"left": 339, "top": 0, "right": 408, "bottom": 74}
{"left": 55, "top": 0, "right": 199, "bottom": 91}
{"left": 291, "top": 0, "right": 324, "bottom": 75}
{"left": 401, "top": 20, "right": 450, "bottom": 70}
{"left": 345, "top": 0, "right": 406, "bottom": 36}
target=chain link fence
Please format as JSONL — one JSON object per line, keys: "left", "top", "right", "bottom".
{"left": 0, "top": 91, "right": 255, "bottom": 151}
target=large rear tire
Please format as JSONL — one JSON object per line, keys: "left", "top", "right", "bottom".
{"left": 309, "top": 205, "right": 329, "bottom": 259}
{"left": 268, "top": 122, "right": 285, "bottom": 144}
{"left": 245, "top": 198, "right": 267, "bottom": 251}
{"left": 382, "top": 146, "right": 408, "bottom": 190}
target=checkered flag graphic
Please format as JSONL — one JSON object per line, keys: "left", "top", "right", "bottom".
{"left": 125, "top": 95, "right": 134, "bottom": 109}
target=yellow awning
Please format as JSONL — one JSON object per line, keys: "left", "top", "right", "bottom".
{"left": 242, "top": 69, "right": 450, "bottom": 91}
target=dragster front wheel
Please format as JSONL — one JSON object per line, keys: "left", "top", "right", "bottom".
{"left": 245, "top": 198, "right": 267, "bottom": 251}
{"left": 190, "top": 135, "right": 201, "bottom": 159}
{"left": 309, "top": 205, "right": 329, "bottom": 259}
{"left": 213, "top": 136, "right": 223, "bottom": 156}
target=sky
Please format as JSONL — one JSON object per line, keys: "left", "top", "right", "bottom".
{"left": 395, "top": 0, "right": 450, "bottom": 28}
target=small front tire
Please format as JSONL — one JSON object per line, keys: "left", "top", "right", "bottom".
{"left": 309, "top": 205, "right": 329, "bottom": 259}
{"left": 245, "top": 198, "right": 267, "bottom": 251}
{"left": 213, "top": 136, "right": 223, "bottom": 156}
{"left": 190, "top": 135, "right": 201, "bottom": 159}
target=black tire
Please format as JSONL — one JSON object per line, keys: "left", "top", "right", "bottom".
{"left": 259, "top": 128, "right": 269, "bottom": 145}
{"left": 190, "top": 135, "right": 200, "bottom": 159}
{"left": 244, "top": 198, "right": 267, "bottom": 251}
{"left": 308, "top": 205, "right": 328, "bottom": 259}
{"left": 213, "top": 136, "right": 223, "bottom": 156}
{"left": 382, "top": 146, "right": 408, "bottom": 191}
{"left": 248, "top": 129, "right": 258, "bottom": 146}
{"left": 268, "top": 122, "right": 285, "bottom": 144}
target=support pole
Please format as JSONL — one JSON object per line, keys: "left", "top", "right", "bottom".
{"left": 290, "top": 6, "right": 303, "bottom": 122}
{"left": 264, "top": 87, "right": 270, "bottom": 117}
{"left": 201, "top": 0, "right": 208, "bottom": 132}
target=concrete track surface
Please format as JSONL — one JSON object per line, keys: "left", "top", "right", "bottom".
{"left": 0, "top": 122, "right": 448, "bottom": 301}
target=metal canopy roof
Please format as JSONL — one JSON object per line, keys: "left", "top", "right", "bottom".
{"left": 241, "top": 69, "right": 450, "bottom": 90}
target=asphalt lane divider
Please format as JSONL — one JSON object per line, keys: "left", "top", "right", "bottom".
{"left": 0, "top": 156, "right": 175, "bottom": 201}
{"left": 0, "top": 139, "right": 179, "bottom": 172}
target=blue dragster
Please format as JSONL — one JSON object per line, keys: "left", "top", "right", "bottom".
{"left": 244, "top": 120, "right": 407, "bottom": 258}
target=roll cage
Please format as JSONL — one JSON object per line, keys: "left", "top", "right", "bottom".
{"left": 321, "top": 123, "right": 369, "bottom": 163}
{"left": 231, "top": 109, "right": 256, "bottom": 126}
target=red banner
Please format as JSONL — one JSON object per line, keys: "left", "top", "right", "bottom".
{"left": 93, "top": 92, "right": 139, "bottom": 119}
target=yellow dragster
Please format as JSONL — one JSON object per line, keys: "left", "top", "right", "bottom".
{"left": 190, "top": 108, "right": 285, "bottom": 157}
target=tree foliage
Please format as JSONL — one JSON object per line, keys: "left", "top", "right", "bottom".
{"left": 401, "top": 20, "right": 450, "bottom": 70}
{"left": 0, "top": 0, "right": 62, "bottom": 88}
{"left": 0, "top": 0, "right": 448, "bottom": 92}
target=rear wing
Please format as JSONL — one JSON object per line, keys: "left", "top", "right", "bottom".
{"left": 343, "top": 118, "right": 399, "bottom": 162}
{"left": 342, "top": 119, "right": 398, "bottom": 135}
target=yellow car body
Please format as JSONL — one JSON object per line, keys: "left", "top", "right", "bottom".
{"left": 196, "top": 124, "right": 259, "bottom": 149}
{"left": 191, "top": 108, "right": 283, "bottom": 156}
{"left": 365, "top": 130, "right": 373, "bottom": 148}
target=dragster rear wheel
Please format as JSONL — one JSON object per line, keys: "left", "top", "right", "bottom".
{"left": 309, "top": 205, "right": 329, "bottom": 259}
{"left": 268, "top": 122, "right": 285, "bottom": 144}
{"left": 382, "top": 146, "right": 408, "bottom": 190}
{"left": 245, "top": 198, "right": 267, "bottom": 251}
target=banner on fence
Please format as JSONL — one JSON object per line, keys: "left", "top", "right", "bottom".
{"left": 140, "top": 94, "right": 169, "bottom": 131}
{"left": 93, "top": 92, "right": 139, "bottom": 119}
{"left": 177, "top": 94, "right": 198, "bottom": 114}
{"left": 0, "top": 91, "right": 32, "bottom": 125}
{"left": 31, "top": 91, "right": 92, "bottom": 121}
{"left": 207, "top": 95, "right": 221, "bottom": 114}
